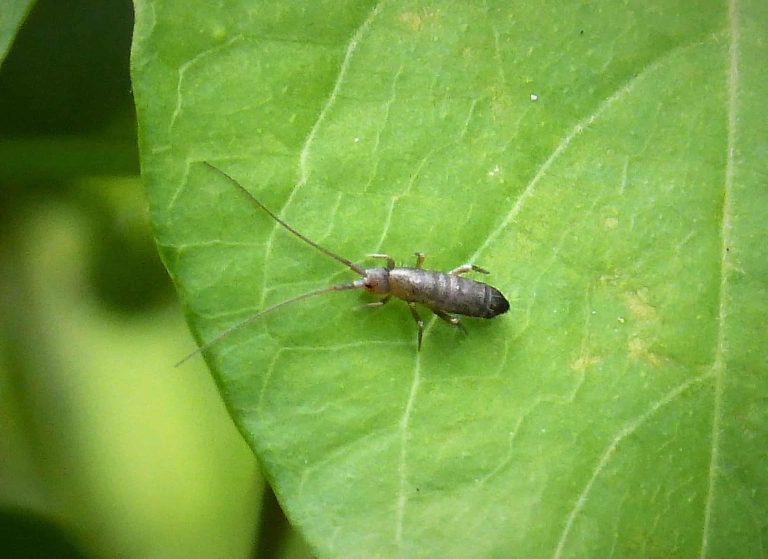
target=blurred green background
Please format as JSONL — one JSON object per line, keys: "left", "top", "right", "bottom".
{"left": 0, "top": 1, "right": 310, "bottom": 557}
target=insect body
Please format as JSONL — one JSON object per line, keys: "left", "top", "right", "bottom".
{"left": 178, "top": 162, "right": 509, "bottom": 365}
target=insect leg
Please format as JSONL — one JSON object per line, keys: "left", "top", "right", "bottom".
{"left": 367, "top": 253, "right": 395, "bottom": 270}
{"left": 414, "top": 252, "right": 425, "bottom": 268}
{"left": 432, "top": 309, "right": 467, "bottom": 334}
{"left": 449, "top": 263, "right": 490, "bottom": 276}
{"left": 362, "top": 295, "right": 391, "bottom": 308}
{"left": 407, "top": 302, "right": 424, "bottom": 350}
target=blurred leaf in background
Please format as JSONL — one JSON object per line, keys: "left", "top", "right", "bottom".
{"left": 133, "top": 0, "right": 767, "bottom": 557}
{"left": 0, "top": 1, "right": 290, "bottom": 558}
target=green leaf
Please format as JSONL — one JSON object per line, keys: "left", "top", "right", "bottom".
{"left": 0, "top": 0, "right": 34, "bottom": 68}
{"left": 132, "top": 1, "right": 768, "bottom": 557}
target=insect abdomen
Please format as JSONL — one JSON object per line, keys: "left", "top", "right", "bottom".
{"left": 388, "top": 268, "right": 509, "bottom": 318}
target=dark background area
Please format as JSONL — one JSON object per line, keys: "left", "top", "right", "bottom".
{"left": 0, "top": 1, "right": 308, "bottom": 557}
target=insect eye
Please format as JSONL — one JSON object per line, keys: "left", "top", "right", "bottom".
{"left": 364, "top": 276, "right": 382, "bottom": 291}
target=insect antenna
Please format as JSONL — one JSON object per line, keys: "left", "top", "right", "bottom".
{"left": 203, "top": 162, "right": 366, "bottom": 276}
{"left": 175, "top": 281, "right": 361, "bottom": 367}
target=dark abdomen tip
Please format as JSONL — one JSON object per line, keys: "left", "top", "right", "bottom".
{"left": 488, "top": 289, "right": 510, "bottom": 316}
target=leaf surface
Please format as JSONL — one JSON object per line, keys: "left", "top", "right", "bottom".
{"left": 132, "top": 1, "right": 768, "bottom": 557}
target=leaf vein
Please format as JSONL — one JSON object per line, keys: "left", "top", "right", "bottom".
{"left": 395, "top": 357, "right": 421, "bottom": 547}
{"left": 260, "top": 0, "right": 385, "bottom": 305}
{"left": 553, "top": 373, "right": 713, "bottom": 559}
{"left": 700, "top": 2, "right": 739, "bottom": 556}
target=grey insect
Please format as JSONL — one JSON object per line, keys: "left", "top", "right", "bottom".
{"left": 178, "top": 162, "right": 509, "bottom": 364}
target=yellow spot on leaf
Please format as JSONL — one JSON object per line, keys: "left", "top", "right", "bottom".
{"left": 628, "top": 336, "right": 665, "bottom": 367}
{"left": 572, "top": 354, "right": 601, "bottom": 371}
{"left": 625, "top": 288, "right": 656, "bottom": 321}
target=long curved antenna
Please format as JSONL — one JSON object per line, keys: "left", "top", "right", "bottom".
{"left": 176, "top": 281, "right": 362, "bottom": 367}
{"left": 203, "top": 162, "right": 366, "bottom": 276}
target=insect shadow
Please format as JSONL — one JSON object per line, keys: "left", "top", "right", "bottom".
{"left": 177, "top": 162, "right": 509, "bottom": 365}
